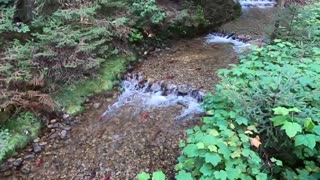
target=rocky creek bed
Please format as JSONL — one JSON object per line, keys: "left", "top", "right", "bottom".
{"left": 0, "top": 2, "right": 278, "bottom": 179}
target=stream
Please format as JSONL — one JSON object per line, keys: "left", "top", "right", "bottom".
{"left": 1, "top": 1, "right": 278, "bottom": 179}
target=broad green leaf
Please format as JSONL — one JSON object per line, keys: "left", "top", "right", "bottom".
{"left": 235, "top": 117, "right": 248, "bottom": 125}
{"left": 200, "top": 163, "right": 213, "bottom": 176}
{"left": 175, "top": 171, "right": 193, "bottom": 180}
{"left": 226, "top": 168, "right": 239, "bottom": 180}
{"left": 137, "top": 172, "right": 150, "bottom": 180}
{"left": 197, "top": 142, "right": 205, "bottom": 149}
{"left": 270, "top": 157, "right": 283, "bottom": 166}
{"left": 214, "top": 170, "right": 227, "bottom": 180}
{"left": 295, "top": 134, "right": 318, "bottom": 149}
{"left": 270, "top": 116, "right": 289, "bottom": 126}
{"left": 273, "top": 107, "right": 290, "bottom": 116}
{"left": 314, "top": 126, "right": 320, "bottom": 136}
{"left": 183, "top": 144, "right": 198, "bottom": 157}
{"left": 256, "top": 173, "right": 267, "bottom": 180}
{"left": 205, "top": 153, "right": 222, "bottom": 166}
{"left": 304, "top": 118, "right": 315, "bottom": 131}
{"left": 281, "top": 122, "right": 302, "bottom": 138}
{"left": 152, "top": 171, "right": 166, "bottom": 180}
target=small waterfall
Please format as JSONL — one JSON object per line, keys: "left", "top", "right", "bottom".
{"left": 101, "top": 73, "right": 204, "bottom": 120}
{"left": 205, "top": 33, "right": 252, "bottom": 53}
{"left": 239, "top": 0, "right": 277, "bottom": 8}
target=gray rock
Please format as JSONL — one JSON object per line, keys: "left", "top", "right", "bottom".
{"left": 20, "top": 165, "right": 31, "bottom": 174}
{"left": 13, "top": 158, "right": 23, "bottom": 167}
{"left": 150, "top": 83, "right": 161, "bottom": 92}
{"left": 93, "top": 103, "right": 101, "bottom": 109}
{"left": 0, "top": 162, "right": 10, "bottom": 172}
{"left": 63, "top": 126, "right": 71, "bottom": 131}
{"left": 50, "top": 119, "right": 57, "bottom": 124}
{"left": 32, "top": 143, "right": 43, "bottom": 153}
{"left": 24, "top": 153, "right": 35, "bottom": 160}
{"left": 60, "top": 130, "right": 67, "bottom": 139}
{"left": 33, "top": 137, "right": 40, "bottom": 143}
{"left": 178, "top": 85, "right": 189, "bottom": 95}
{"left": 3, "top": 170, "right": 12, "bottom": 176}
{"left": 63, "top": 114, "right": 70, "bottom": 119}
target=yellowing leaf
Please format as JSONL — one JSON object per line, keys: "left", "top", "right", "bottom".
{"left": 229, "top": 123, "right": 235, "bottom": 129}
{"left": 208, "top": 145, "right": 217, "bottom": 152}
{"left": 209, "top": 129, "right": 219, "bottom": 136}
{"left": 231, "top": 149, "right": 241, "bottom": 158}
{"left": 227, "top": 141, "right": 237, "bottom": 147}
{"left": 250, "top": 136, "right": 261, "bottom": 148}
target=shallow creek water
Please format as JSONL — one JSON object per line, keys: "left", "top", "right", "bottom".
{"left": 3, "top": 1, "right": 278, "bottom": 179}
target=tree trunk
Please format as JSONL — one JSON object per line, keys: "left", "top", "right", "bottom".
{"left": 13, "top": 0, "right": 35, "bottom": 23}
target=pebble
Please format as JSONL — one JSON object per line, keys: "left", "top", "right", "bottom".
{"left": 0, "top": 162, "right": 10, "bottom": 172}
{"left": 13, "top": 158, "right": 23, "bottom": 167}
{"left": 3, "top": 170, "right": 12, "bottom": 176}
{"left": 24, "top": 154, "right": 35, "bottom": 160}
{"left": 93, "top": 103, "right": 101, "bottom": 109}
{"left": 50, "top": 119, "right": 57, "bottom": 124}
{"left": 39, "top": 141, "right": 48, "bottom": 146}
{"left": 60, "top": 130, "right": 67, "bottom": 139}
{"left": 63, "top": 114, "right": 70, "bottom": 119}
{"left": 33, "top": 137, "right": 40, "bottom": 143}
{"left": 63, "top": 126, "right": 71, "bottom": 131}
{"left": 20, "top": 165, "right": 31, "bottom": 174}
{"left": 33, "top": 143, "right": 43, "bottom": 153}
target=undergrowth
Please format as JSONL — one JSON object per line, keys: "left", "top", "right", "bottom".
{"left": 0, "top": 112, "right": 40, "bottom": 162}
{"left": 53, "top": 56, "right": 135, "bottom": 115}
{"left": 173, "top": 2, "right": 320, "bottom": 180}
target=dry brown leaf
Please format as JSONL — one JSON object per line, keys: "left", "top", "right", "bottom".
{"left": 250, "top": 135, "right": 262, "bottom": 148}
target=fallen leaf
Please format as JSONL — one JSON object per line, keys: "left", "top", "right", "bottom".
{"left": 140, "top": 112, "right": 149, "bottom": 123}
{"left": 250, "top": 135, "right": 261, "bottom": 148}
{"left": 35, "top": 158, "right": 43, "bottom": 167}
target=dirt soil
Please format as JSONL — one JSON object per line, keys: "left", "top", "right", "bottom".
{"left": 135, "top": 37, "right": 238, "bottom": 92}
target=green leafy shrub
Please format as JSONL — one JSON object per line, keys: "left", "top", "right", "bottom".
{"left": 0, "top": 129, "right": 10, "bottom": 161}
{"left": 137, "top": 171, "right": 166, "bottom": 180}
{"left": 177, "top": 3, "right": 320, "bottom": 179}
{"left": 130, "top": 0, "right": 166, "bottom": 25}
{"left": 0, "top": 112, "right": 40, "bottom": 162}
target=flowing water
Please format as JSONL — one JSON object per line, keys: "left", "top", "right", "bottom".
{"left": 2, "top": 2, "right": 278, "bottom": 179}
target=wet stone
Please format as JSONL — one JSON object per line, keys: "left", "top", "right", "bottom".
{"left": 24, "top": 153, "right": 35, "bottom": 160}
{"left": 33, "top": 137, "right": 40, "bottom": 143}
{"left": 13, "top": 158, "right": 23, "bottom": 167}
{"left": 60, "top": 130, "right": 67, "bottom": 139}
{"left": 150, "top": 83, "right": 161, "bottom": 92}
{"left": 0, "top": 162, "right": 10, "bottom": 172}
{"left": 50, "top": 119, "right": 58, "bottom": 124}
{"left": 178, "top": 85, "right": 189, "bottom": 95}
{"left": 33, "top": 143, "right": 43, "bottom": 153}
{"left": 20, "top": 165, "right": 31, "bottom": 174}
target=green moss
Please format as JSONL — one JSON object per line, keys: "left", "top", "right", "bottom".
{"left": 0, "top": 112, "right": 40, "bottom": 162}
{"left": 53, "top": 56, "right": 135, "bottom": 115}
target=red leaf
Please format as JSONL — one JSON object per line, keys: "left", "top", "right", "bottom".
{"left": 103, "top": 175, "right": 110, "bottom": 180}
{"left": 35, "top": 158, "right": 43, "bottom": 167}
{"left": 140, "top": 112, "right": 149, "bottom": 123}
